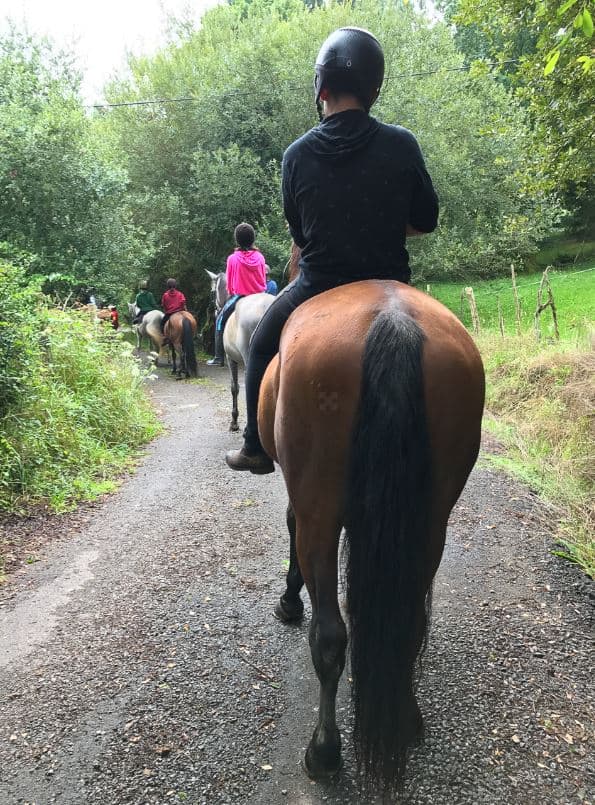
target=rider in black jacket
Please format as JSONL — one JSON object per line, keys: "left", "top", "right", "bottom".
{"left": 226, "top": 27, "right": 439, "bottom": 474}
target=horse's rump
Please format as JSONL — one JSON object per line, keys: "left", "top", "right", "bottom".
{"left": 165, "top": 311, "right": 198, "bottom": 378}
{"left": 164, "top": 310, "right": 196, "bottom": 335}
{"left": 142, "top": 310, "right": 164, "bottom": 339}
{"left": 260, "top": 280, "right": 483, "bottom": 500}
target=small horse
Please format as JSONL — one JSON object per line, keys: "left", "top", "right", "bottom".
{"left": 164, "top": 310, "right": 198, "bottom": 378}
{"left": 127, "top": 302, "right": 166, "bottom": 360}
{"left": 258, "top": 278, "right": 485, "bottom": 794}
{"left": 205, "top": 270, "right": 274, "bottom": 431}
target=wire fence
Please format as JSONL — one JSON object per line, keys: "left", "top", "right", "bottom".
{"left": 427, "top": 265, "right": 595, "bottom": 340}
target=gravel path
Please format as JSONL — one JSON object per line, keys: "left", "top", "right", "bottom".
{"left": 0, "top": 366, "right": 593, "bottom": 805}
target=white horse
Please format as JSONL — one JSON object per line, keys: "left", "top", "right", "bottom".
{"left": 205, "top": 270, "right": 274, "bottom": 431}
{"left": 127, "top": 303, "right": 166, "bottom": 364}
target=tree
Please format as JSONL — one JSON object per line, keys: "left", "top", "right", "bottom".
{"left": 0, "top": 29, "right": 151, "bottom": 303}
{"left": 453, "top": 0, "right": 594, "bottom": 196}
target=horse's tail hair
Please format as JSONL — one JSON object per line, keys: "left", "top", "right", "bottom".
{"left": 344, "top": 308, "right": 432, "bottom": 794}
{"left": 182, "top": 317, "right": 197, "bottom": 377}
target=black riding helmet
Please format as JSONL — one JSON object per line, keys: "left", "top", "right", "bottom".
{"left": 314, "top": 27, "right": 384, "bottom": 113}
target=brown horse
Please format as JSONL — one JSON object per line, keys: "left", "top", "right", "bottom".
{"left": 164, "top": 311, "right": 198, "bottom": 378}
{"left": 258, "top": 278, "right": 485, "bottom": 794}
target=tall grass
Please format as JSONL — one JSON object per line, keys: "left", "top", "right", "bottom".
{"left": 0, "top": 264, "right": 161, "bottom": 515}
{"left": 477, "top": 332, "right": 594, "bottom": 578}
{"left": 428, "top": 265, "right": 594, "bottom": 576}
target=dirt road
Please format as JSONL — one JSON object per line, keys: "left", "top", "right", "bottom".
{"left": 0, "top": 367, "right": 593, "bottom": 804}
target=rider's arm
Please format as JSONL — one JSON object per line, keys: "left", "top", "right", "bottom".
{"left": 407, "top": 134, "right": 439, "bottom": 234}
{"left": 257, "top": 254, "right": 267, "bottom": 291}
{"left": 226, "top": 255, "right": 237, "bottom": 295}
{"left": 282, "top": 151, "right": 307, "bottom": 248}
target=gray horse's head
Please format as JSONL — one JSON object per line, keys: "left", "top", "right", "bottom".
{"left": 205, "top": 269, "right": 228, "bottom": 313}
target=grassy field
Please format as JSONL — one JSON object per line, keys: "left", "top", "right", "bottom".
{"left": 427, "top": 262, "right": 594, "bottom": 341}
{"left": 427, "top": 264, "right": 594, "bottom": 578}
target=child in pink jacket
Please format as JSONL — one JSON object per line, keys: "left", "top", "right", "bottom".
{"left": 207, "top": 223, "right": 267, "bottom": 366}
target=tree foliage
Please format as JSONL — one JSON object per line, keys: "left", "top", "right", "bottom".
{"left": 453, "top": 0, "right": 594, "bottom": 197}
{"left": 99, "top": 0, "right": 561, "bottom": 294}
{"left": 0, "top": 29, "right": 151, "bottom": 303}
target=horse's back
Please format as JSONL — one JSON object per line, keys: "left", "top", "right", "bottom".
{"left": 260, "top": 280, "right": 484, "bottom": 514}
{"left": 225, "top": 293, "right": 274, "bottom": 365}
{"left": 236, "top": 293, "right": 274, "bottom": 328}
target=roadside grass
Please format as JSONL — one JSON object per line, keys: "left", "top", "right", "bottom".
{"left": 428, "top": 262, "right": 594, "bottom": 341}
{"left": 426, "top": 263, "right": 594, "bottom": 576}
{"left": 475, "top": 331, "right": 594, "bottom": 578}
{"left": 0, "top": 308, "right": 162, "bottom": 517}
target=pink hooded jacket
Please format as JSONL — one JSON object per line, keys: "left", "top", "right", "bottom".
{"left": 226, "top": 249, "right": 267, "bottom": 296}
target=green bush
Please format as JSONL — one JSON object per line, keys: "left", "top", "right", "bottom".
{"left": 0, "top": 262, "right": 44, "bottom": 414}
{"left": 0, "top": 261, "right": 161, "bottom": 512}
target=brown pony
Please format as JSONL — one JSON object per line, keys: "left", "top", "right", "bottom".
{"left": 258, "top": 265, "right": 485, "bottom": 794}
{"left": 164, "top": 311, "right": 198, "bottom": 378}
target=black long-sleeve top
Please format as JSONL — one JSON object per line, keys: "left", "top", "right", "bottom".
{"left": 282, "top": 109, "right": 438, "bottom": 286}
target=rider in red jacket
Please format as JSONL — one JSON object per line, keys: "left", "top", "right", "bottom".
{"left": 109, "top": 305, "right": 119, "bottom": 329}
{"left": 160, "top": 278, "right": 187, "bottom": 333}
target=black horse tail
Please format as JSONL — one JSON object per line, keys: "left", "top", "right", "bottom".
{"left": 182, "top": 317, "right": 197, "bottom": 377}
{"left": 344, "top": 308, "right": 432, "bottom": 794}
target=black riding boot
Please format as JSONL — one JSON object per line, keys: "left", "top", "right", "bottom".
{"left": 207, "top": 328, "right": 224, "bottom": 366}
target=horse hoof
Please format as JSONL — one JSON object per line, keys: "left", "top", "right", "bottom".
{"left": 229, "top": 424, "right": 240, "bottom": 432}
{"left": 303, "top": 732, "right": 342, "bottom": 781}
{"left": 274, "top": 596, "right": 304, "bottom": 623}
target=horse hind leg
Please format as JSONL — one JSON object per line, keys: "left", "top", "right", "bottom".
{"left": 229, "top": 360, "right": 240, "bottom": 431}
{"left": 275, "top": 503, "right": 304, "bottom": 622}
{"left": 297, "top": 511, "right": 346, "bottom": 780}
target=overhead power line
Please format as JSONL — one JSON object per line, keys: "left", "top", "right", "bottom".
{"left": 88, "top": 59, "right": 521, "bottom": 110}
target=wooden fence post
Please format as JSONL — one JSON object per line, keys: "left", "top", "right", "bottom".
{"left": 497, "top": 298, "right": 505, "bottom": 337}
{"left": 534, "top": 267, "right": 560, "bottom": 340}
{"left": 511, "top": 263, "right": 522, "bottom": 335}
{"left": 461, "top": 287, "right": 480, "bottom": 334}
